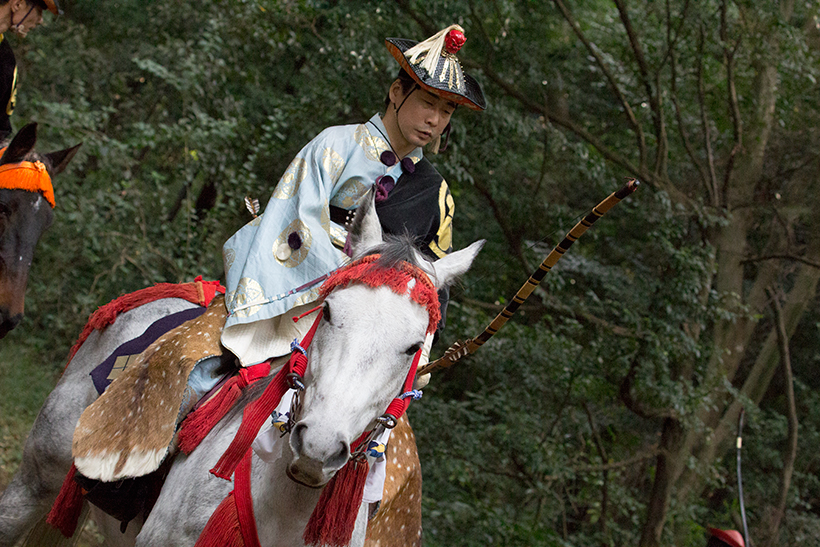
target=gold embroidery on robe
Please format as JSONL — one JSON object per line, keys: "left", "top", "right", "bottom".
{"left": 223, "top": 248, "right": 236, "bottom": 271}
{"left": 321, "top": 148, "right": 345, "bottom": 184}
{"left": 354, "top": 124, "right": 390, "bottom": 162}
{"left": 272, "top": 158, "right": 307, "bottom": 200}
{"left": 227, "top": 277, "right": 266, "bottom": 318}
{"left": 6, "top": 65, "right": 16, "bottom": 116}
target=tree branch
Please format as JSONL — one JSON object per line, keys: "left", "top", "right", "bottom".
{"left": 720, "top": 0, "right": 744, "bottom": 199}
{"left": 584, "top": 403, "right": 610, "bottom": 535}
{"left": 696, "top": 24, "right": 721, "bottom": 206}
{"left": 741, "top": 254, "right": 820, "bottom": 270}
{"left": 765, "top": 288, "right": 798, "bottom": 547}
{"left": 619, "top": 356, "right": 674, "bottom": 419}
{"left": 613, "top": 0, "right": 667, "bottom": 177}
{"left": 668, "top": 5, "right": 711, "bottom": 200}
{"left": 551, "top": 0, "right": 647, "bottom": 173}
{"left": 543, "top": 444, "right": 659, "bottom": 480}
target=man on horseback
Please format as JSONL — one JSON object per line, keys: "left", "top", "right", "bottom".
{"left": 220, "top": 25, "right": 485, "bottom": 374}
{"left": 219, "top": 22, "right": 485, "bottom": 521}
{"left": 0, "top": 0, "right": 61, "bottom": 140}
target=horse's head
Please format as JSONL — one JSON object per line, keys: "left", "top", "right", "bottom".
{"left": 0, "top": 123, "right": 81, "bottom": 337}
{"left": 287, "top": 193, "right": 483, "bottom": 487}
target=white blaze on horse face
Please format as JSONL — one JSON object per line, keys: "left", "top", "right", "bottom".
{"left": 288, "top": 282, "right": 427, "bottom": 485}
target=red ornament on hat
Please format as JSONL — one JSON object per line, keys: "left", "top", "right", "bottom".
{"left": 444, "top": 29, "right": 466, "bottom": 54}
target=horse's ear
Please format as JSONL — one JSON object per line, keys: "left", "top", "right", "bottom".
{"left": 430, "top": 240, "right": 485, "bottom": 289}
{"left": 44, "top": 143, "right": 82, "bottom": 175}
{"left": 348, "top": 189, "right": 383, "bottom": 258}
{"left": 0, "top": 123, "right": 37, "bottom": 165}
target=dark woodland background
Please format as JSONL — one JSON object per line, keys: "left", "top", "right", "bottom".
{"left": 1, "top": 1, "right": 820, "bottom": 545}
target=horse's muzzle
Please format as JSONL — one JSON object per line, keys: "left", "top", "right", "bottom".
{"left": 287, "top": 421, "right": 350, "bottom": 487}
{"left": 0, "top": 309, "right": 22, "bottom": 339}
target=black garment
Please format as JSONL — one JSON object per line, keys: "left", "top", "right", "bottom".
{"left": 375, "top": 157, "right": 454, "bottom": 332}
{"left": 0, "top": 36, "right": 16, "bottom": 141}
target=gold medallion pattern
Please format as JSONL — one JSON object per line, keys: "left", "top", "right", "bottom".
{"left": 293, "top": 286, "right": 322, "bottom": 308}
{"left": 272, "top": 158, "right": 308, "bottom": 200}
{"left": 330, "top": 179, "right": 368, "bottom": 209}
{"left": 321, "top": 148, "right": 346, "bottom": 185}
{"left": 431, "top": 181, "right": 454, "bottom": 257}
{"left": 320, "top": 203, "right": 331, "bottom": 233}
{"left": 272, "top": 218, "right": 312, "bottom": 268}
{"left": 354, "top": 124, "right": 390, "bottom": 162}
{"left": 223, "top": 248, "right": 236, "bottom": 271}
{"left": 226, "top": 277, "right": 266, "bottom": 318}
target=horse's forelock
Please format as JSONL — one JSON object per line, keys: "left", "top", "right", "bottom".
{"left": 363, "top": 233, "right": 429, "bottom": 272}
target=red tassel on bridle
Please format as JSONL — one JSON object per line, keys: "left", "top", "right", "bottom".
{"left": 303, "top": 456, "right": 370, "bottom": 547}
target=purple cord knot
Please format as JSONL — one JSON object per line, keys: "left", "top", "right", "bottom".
{"left": 374, "top": 175, "right": 396, "bottom": 203}
{"left": 380, "top": 150, "right": 397, "bottom": 166}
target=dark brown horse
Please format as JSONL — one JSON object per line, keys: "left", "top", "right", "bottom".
{"left": 0, "top": 123, "right": 80, "bottom": 337}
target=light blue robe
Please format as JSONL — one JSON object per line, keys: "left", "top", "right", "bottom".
{"left": 221, "top": 114, "right": 422, "bottom": 363}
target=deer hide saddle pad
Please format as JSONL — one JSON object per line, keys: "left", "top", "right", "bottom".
{"left": 73, "top": 295, "right": 227, "bottom": 482}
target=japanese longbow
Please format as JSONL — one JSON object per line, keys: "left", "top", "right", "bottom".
{"left": 418, "top": 178, "right": 640, "bottom": 377}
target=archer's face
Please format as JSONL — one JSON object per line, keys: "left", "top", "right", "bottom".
{"left": 393, "top": 88, "right": 456, "bottom": 149}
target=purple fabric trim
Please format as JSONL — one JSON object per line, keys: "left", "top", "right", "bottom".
{"left": 89, "top": 306, "right": 208, "bottom": 395}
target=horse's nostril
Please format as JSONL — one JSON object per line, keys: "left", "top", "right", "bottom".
{"left": 290, "top": 422, "right": 307, "bottom": 455}
{"left": 326, "top": 439, "right": 350, "bottom": 470}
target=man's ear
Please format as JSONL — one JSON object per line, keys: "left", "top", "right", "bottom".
{"left": 387, "top": 80, "right": 402, "bottom": 108}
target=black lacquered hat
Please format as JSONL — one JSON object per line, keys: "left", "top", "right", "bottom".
{"left": 386, "top": 25, "right": 486, "bottom": 111}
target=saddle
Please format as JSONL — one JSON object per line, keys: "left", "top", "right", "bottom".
{"left": 72, "top": 295, "right": 229, "bottom": 483}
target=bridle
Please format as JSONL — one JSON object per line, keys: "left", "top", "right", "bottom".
{"left": 284, "top": 253, "right": 439, "bottom": 458}
{"left": 205, "top": 253, "right": 440, "bottom": 481}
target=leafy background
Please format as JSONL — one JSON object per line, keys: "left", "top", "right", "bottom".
{"left": 1, "top": 1, "right": 820, "bottom": 545}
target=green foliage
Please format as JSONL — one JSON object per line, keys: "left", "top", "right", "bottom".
{"left": 0, "top": 1, "right": 819, "bottom": 545}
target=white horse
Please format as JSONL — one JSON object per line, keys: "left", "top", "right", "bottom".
{"left": 0, "top": 195, "right": 482, "bottom": 547}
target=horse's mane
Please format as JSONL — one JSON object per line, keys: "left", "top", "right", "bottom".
{"left": 361, "top": 232, "right": 432, "bottom": 273}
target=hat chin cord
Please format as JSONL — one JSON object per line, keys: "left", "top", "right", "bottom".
{"left": 10, "top": 4, "right": 36, "bottom": 37}
{"left": 394, "top": 84, "right": 419, "bottom": 115}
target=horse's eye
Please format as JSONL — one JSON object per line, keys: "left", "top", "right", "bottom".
{"left": 322, "top": 303, "right": 331, "bottom": 323}
{"left": 0, "top": 203, "right": 11, "bottom": 217}
{"left": 405, "top": 342, "right": 422, "bottom": 356}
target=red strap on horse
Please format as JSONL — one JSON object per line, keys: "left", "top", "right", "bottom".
{"left": 209, "top": 309, "right": 322, "bottom": 480}
{"left": 382, "top": 347, "right": 423, "bottom": 420}
{"left": 178, "top": 362, "right": 272, "bottom": 454}
{"left": 46, "top": 463, "right": 85, "bottom": 538}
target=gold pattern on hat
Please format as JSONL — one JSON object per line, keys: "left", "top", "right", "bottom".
{"left": 272, "top": 218, "right": 312, "bottom": 268}
{"left": 354, "top": 124, "right": 390, "bottom": 162}
{"left": 227, "top": 277, "right": 266, "bottom": 318}
{"left": 273, "top": 157, "right": 308, "bottom": 200}
{"left": 321, "top": 148, "right": 346, "bottom": 184}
